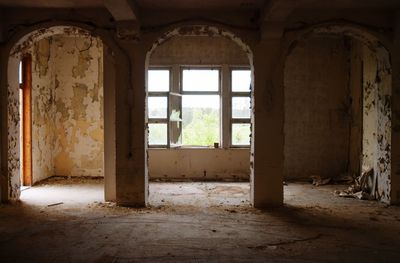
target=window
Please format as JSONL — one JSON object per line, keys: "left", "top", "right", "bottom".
{"left": 147, "top": 69, "right": 170, "bottom": 146}
{"left": 181, "top": 69, "right": 220, "bottom": 147}
{"left": 230, "top": 69, "right": 251, "bottom": 146}
{"left": 147, "top": 66, "right": 251, "bottom": 148}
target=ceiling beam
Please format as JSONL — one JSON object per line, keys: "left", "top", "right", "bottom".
{"left": 260, "top": 0, "right": 316, "bottom": 39}
{"left": 261, "top": 0, "right": 316, "bottom": 22}
{"left": 103, "top": 0, "right": 139, "bottom": 22}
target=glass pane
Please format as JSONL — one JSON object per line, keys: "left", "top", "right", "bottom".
{"left": 182, "top": 95, "right": 220, "bottom": 146}
{"left": 148, "top": 69, "right": 170, "bottom": 91}
{"left": 148, "top": 96, "right": 167, "bottom": 118}
{"left": 182, "top": 69, "right": 219, "bottom": 91}
{"left": 148, "top": 123, "right": 168, "bottom": 145}
{"left": 232, "top": 97, "right": 251, "bottom": 118}
{"left": 232, "top": 70, "right": 251, "bottom": 92}
{"left": 19, "top": 61, "right": 23, "bottom": 84}
{"left": 232, "top": 123, "right": 251, "bottom": 146}
{"left": 169, "top": 93, "right": 182, "bottom": 146}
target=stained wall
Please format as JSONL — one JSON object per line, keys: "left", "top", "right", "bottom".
{"left": 51, "top": 36, "right": 104, "bottom": 178}
{"left": 31, "top": 38, "right": 55, "bottom": 182}
{"left": 9, "top": 34, "right": 104, "bottom": 186}
{"left": 359, "top": 42, "right": 392, "bottom": 202}
{"left": 284, "top": 37, "right": 351, "bottom": 180}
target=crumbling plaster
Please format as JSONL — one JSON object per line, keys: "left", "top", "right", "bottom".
{"left": 282, "top": 23, "right": 393, "bottom": 203}
{"left": 0, "top": 10, "right": 398, "bottom": 206}
{"left": 9, "top": 35, "right": 104, "bottom": 185}
{"left": 51, "top": 35, "right": 104, "bottom": 178}
{"left": 2, "top": 25, "right": 114, "bottom": 201}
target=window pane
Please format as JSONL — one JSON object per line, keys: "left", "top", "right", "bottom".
{"left": 149, "top": 123, "right": 168, "bottom": 145}
{"left": 19, "top": 61, "right": 23, "bottom": 84}
{"left": 232, "top": 70, "right": 251, "bottom": 92}
{"left": 232, "top": 97, "right": 251, "bottom": 118}
{"left": 232, "top": 123, "right": 251, "bottom": 146}
{"left": 148, "top": 96, "right": 167, "bottom": 118}
{"left": 148, "top": 70, "right": 169, "bottom": 91}
{"left": 182, "top": 95, "right": 220, "bottom": 146}
{"left": 182, "top": 69, "right": 219, "bottom": 91}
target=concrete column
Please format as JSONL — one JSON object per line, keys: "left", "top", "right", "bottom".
{"left": 391, "top": 15, "right": 400, "bottom": 205}
{"left": 0, "top": 44, "right": 6, "bottom": 203}
{"left": 251, "top": 37, "right": 284, "bottom": 207}
{"left": 115, "top": 41, "right": 147, "bottom": 206}
{"left": 103, "top": 45, "right": 117, "bottom": 202}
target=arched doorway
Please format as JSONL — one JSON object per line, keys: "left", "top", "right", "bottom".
{"left": 283, "top": 23, "right": 392, "bottom": 204}
{"left": 3, "top": 25, "right": 117, "bottom": 204}
{"left": 144, "top": 25, "right": 255, "bottom": 206}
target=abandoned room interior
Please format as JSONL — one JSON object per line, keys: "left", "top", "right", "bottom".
{"left": 0, "top": 0, "right": 400, "bottom": 262}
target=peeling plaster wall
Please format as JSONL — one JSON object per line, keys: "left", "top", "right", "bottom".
{"left": 150, "top": 36, "right": 249, "bottom": 65}
{"left": 149, "top": 35, "right": 250, "bottom": 180}
{"left": 31, "top": 38, "right": 55, "bottom": 183}
{"left": 51, "top": 36, "right": 104, "bottom": 177}
{"left": 8, "top": 35, "right": 104, "bottom": 190}
{"left": 7, "top": 56, "right": 21, "bottom": 199}
{"left": 360, "top": 43, "right": 392, "bottom": 202}
{"left": 284, "top": 37, "right": 351, "bottom": 179}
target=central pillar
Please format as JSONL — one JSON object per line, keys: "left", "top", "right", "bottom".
{"left": 251, "top": 35, "right": 285, "bottom": 208}
{"left": 115, "top": 41, "right": 148, "bottom": 207}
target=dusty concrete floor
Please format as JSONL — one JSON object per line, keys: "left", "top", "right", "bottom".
{"left": 1, "top": 178, "right": 400, "bottom": 263}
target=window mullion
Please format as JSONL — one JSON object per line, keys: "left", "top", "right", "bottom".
{"left": 222, "top": 64, "right": 230, "bottom": 149}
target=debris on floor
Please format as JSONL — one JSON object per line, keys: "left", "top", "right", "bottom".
{"left": 47, "top": 202, "right": 64, "bottom": 207}
{"left": 311, "top": 173, "right": 354, "bottom": 186}
{"left": 311, "top": 176, "right": 332, "bottom": 186}
{"left": 334, "top": 169, "right": 375, "bottom": 200}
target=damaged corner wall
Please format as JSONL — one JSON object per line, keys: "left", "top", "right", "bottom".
{"left": 284, "top": 36, "right": 351, "bottom": 180}
{"left": 283, "top": 34, "right": 392, "bottom": 202}
{"left": 9, "top": 34, "right": 104, "bottom": 185}
{"left": 148, "top": 35, "right": 250, "bottom": 180}
{"left": 358, "top": 41, "right": 392, "bottom": 202}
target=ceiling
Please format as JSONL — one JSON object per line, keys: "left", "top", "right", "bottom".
{"left": 0, "top": 0, "right": 103, "bottom": 8}
{"left": 136, "top": 0, "right": 263, "bottom": 10}
{"left": 0, "top": 0, "right": 263, "bottom": 9}
{"left": 0, "top": 0, "right": 399, "bottom": 11}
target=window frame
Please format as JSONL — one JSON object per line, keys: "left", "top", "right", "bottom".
{"left": 229, "top": 67, "right": 251, "bottom": 148}
{"left": 147, "top": 65, "right": 252, "bottom": 149}
{"left": 180, "top": 66, "right": 222, "bottom": 148}
{"left": 147, "top": 67, "right": 171, "bottom": 148}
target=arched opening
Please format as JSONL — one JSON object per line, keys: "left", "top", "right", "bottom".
{"left": 6, "top": 25, "right": 116, "bottom": 205}
{"left": 283, "top": 24, "right": 392, "bottom": 204}
{"left": 144, "top": 25, "right": 255, "bottom": 206}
